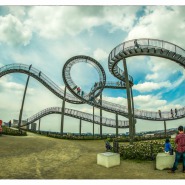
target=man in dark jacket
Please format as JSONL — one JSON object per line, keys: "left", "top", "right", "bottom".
{"left": 168, "top": 125, "right": 185, "bottom": 173}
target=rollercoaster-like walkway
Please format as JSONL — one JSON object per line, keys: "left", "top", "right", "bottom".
{"left": 22, "top": 107, "right": 129, "bottom": 128}
{"left": 0, "top": 38, "right": 185, "bottom": 125}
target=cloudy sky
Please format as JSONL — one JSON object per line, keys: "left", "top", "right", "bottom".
{"left": 0, "top": 2, "right": 185, "bottom": 134}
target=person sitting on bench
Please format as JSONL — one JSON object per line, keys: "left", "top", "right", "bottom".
{"left": 105, "top": 140, "right": 112, "bottom": 151}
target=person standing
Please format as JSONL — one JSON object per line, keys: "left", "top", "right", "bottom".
{"left": 81, "top": 91, "right": 84, "bottom": 97}
{"left": 77, "top": 87, "right": 81, "bottom": 95}
{"left": 168, "top": 125, "right": 185, "bottom": 173}
{"left": 9, "top": 120, "right": 11, "bottom": 127}
{"left": 134, "top": 39, "right": 140, "bottom": 49}
{"left": 158, "top": 110, "right": 162, "bottom": 118}
{"left": 171, "top": 109, "right": 174, "bottom": 118}
{"left": 175, "top": 108, "right": 178, "bottom": 117}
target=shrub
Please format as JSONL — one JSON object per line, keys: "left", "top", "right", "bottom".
{"left": 119, "top": 140, "right": 175, "bottom": 161}
{"left": 2, "top": 126, "right": 27, "bottom": 136}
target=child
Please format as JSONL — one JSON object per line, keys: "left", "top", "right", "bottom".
{"left": 164, "top": 138, "right": 172, "bottom": 154}
{"left": 105, "top": 140, "right": 112, "bottom": 151}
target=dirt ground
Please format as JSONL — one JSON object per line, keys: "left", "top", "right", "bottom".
{"left": 0, "top": 132, "right": 185, "bottom": 180}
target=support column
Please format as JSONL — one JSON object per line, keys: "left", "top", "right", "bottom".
{"left": 100, "top": 93, "right": 102, "bottom": 139}
{"left": 164, "top": 120, "right": 167, "bottom": 137}
{"left": 131, "top": 87, "right": 135, "bottom": 136}
{"left": 38, "top": 119, "right": 41, "bottom": 133}
{"left": 79, "top": 119, "right": 82, "bottom": 136}
{"left": 60, "top": 86, "right": 67, "bottom": 136}
{"left": 123, "top": 59, "right": 134, "bottom": 144}
{"left": 116, "top": 114, "right": 118, "bottom": 137}
{"left": 93, "top": 106, "right": 95, "bottom": 138}
{"left": 18, "top": 73, "right": 31, "bottom": 130}
{"left": 26, "top": 121, "right": 29, "bottom": 131}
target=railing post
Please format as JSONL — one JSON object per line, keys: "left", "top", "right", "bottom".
{"left": 18, "top": 72, "right": 31, "bottom": 131}
{"left": 116, "top": 114, "right": 118, "bottom": 137}
{"left": 60, "top": 86, "right": 67, "bottom": 136}
{"left": 123, "top": 58, "right": 134, "bottom": 145}
{"left": 26, "top": 119, "right": 29, "bottom": 130}
{"left": 164, "top": 120, "right": 167, "bottom": 137}
{"left": 100, "top": 93, "right": 102, "bottom": 139}
{"left": 131, "top": 87, "right": 135, "bottom": 137}
{"left": 93, "top": 105, "right": 94, "bottom": 138}
{"left": 38, "top": 118, "right": 41, "bottom": 133}
{"left": 79, "top": 118, "right": 82, "bottom": 136}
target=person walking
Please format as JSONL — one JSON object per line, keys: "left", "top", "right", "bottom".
{"left": 134, "top": 39, "right": 140, "bottom": 49}
{"left": 168, "top": 125, "right": 185, "bottom": 173}
{"left": 81, "top": 91, "right": 84, "bottom": 97}
{"left": 171, "top": 109, "right": 174, "bottom": 118}
{"left": 175, "top": 108, "right": 178, "bottom": 117}
{"left": 120, "top": 81, "right": 123, "bottom": 86}
{"left": 158, "top": 110, "right": 162, "bottom": 118}
{"left": 77, "top": 87, "right": 81, "bottom": 95}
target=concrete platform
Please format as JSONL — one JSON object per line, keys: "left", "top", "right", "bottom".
{"left": 156, "top": 152, "right": 175, "bottom": 170}
{"left": 97, "top": 152, "right": 120, "bottom": 168}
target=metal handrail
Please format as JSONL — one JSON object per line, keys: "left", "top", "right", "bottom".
{"left": 25, "top": 107, "right": 129, "bottom": 128}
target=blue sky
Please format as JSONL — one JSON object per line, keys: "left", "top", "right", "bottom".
{"left": 1, "top": 4, "right": 185, "bottom": 134}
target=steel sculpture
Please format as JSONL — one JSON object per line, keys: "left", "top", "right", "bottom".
{"left": 1, "top": 39, "right": 185, "bottom": 142}
{"left": 22, "top": 107, "right": 130, "bottom": 129}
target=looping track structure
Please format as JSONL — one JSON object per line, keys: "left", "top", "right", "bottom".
{"left": 1, "top": 38, "right": 185, "bottom": 132}
{"left": 62, "top": 55, "right": 106, "bottom": 104}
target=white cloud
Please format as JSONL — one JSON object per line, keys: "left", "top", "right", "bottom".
{"left": 93, "top": 48, "right": 108, "bottom": 61}
{"left": 102, "top": 6, "right": 139, "bottom": 32}
{"left": 134, "top": 94, "right": 167, "bottom": 110}
{"left": 8, "top": 6, "right": 27, "bottom": 19}
{"left": 134, "top": 94, "right": 183, "bottom": 112}
{"left": 0, "top": 14, "right": 32, "bottom": 46}
{"left": 145, "top": 57, "right": 182, "bottom": 82}
{"left": 26, "top": 6, "right": 102, "bottom": 39}
{"left": 103, "top": 96, "right": 127, "bottom": 106}
{"left": 0, "top": 76, "right": 35, "bottom": 95}
{"left": 26, "top": 6, "right": 140, "bottom": 39}
{"left": 126, "top": 6, "right": 185, "bottom": 49}
{"left": 133, "top": 81, "right": 171, "bottom": 92}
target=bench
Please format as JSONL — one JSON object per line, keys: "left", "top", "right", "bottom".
{"left": 156, "top": 152, "right": 175, "bottom": 170}
{"left": 97, "top": 152, "right": 120, "bottom": 168}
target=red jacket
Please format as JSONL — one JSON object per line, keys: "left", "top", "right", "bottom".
{"left": 175, "top": 133, "right": 185, "bottom": 152}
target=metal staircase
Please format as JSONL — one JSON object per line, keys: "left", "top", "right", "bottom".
{"left": 1, "top": 39, "right": 185, "bottom": 122}
{"left": 22, "top": 107, "right": 129, "bottom": 128}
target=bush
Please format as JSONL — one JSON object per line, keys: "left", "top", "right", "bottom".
{"left": 2, "top": 126, "right": 27, "bottom": 136}
{"left": 119, "top": 139, "right": 175, "bottom": 161}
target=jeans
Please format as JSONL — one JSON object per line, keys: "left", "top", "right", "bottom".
{"left": 172, "top": 151, "right": 185, "bottom": 171}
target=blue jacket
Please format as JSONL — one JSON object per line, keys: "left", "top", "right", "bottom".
{"left": 164, "top": 142, "right": 171, "bottom": 152}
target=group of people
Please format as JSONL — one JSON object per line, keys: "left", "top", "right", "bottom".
{"left": 73, "top": 86, "right": 84, "bottom": 97}
{"left": 158, "top": 108, "right": 178, "bottom": 118}
{"left": 91, "top": 82, "right": 103, "bottom": 92}
{"left": 171, "top": 108, "right": 178, "bottom": 118}
{"left": 164, "top": 125, "right": 185, "bottom": 173}
{"left": 116, "top": 81, "right": 123, "bottom": 86}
